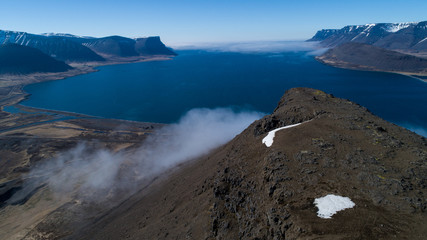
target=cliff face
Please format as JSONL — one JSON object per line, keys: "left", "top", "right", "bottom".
{"left": 309, "top": 21, "right": 427, "bottom": 54}
{"left": 71, "top": 88, "right": 427, "bottom": 240}
{"left": 135, "top": 36, "right": 177, "bottom": 56}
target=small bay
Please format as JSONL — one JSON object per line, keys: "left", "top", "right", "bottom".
{"left": 22, "top": 50, "right": 427, "bottom": 136}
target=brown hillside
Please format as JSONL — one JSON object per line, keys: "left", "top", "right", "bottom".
{"left": 69, "top": 88, "right": 427, "bottom": 240}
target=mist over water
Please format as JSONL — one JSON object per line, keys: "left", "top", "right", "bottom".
{"left": 10, "top": 108, "right": 263, "bottom": 203}
{"left": 173, "top": 40, "right": 326, "bottom": 55}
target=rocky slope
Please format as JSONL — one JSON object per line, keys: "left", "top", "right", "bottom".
{"left": 1, "top": 88, "right": 426, "bottom": 239}
{"left": 0, "top": 44, "right": 72, "bottom": 74}
{"left": 317, "top": 42, "right": 427, "bottom": 74}
{"left": 309, "top": 21, "right": 427, "bottom": 54}
{"left": 57, "top": 88, "right": 427, "bottom": 239}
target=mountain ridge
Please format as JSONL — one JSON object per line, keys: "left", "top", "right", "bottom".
{"left": 309, "top": 21, "right": 427, "bottom": 55}
{"left": 0, "top": 29, "right": 176, "bottom": 62}
{"left": 0, "top": 44, "right": 72, "bottom": 74}
{"left": 0, "top": 30, "right": 105, "bottom": 62}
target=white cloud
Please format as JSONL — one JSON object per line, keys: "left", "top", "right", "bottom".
{"left": 10, "top": 108, "right": 263, "bottom": 203}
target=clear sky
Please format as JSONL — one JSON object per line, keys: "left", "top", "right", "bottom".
{"left": 1, "top": 0, "right": 426, "bottom": 46}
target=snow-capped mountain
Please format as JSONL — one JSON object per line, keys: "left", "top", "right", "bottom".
{"left": 309, "top": 21, "right": 427, "bottom": 53}
{"left": 0, "top": 30, "right": 176, "bottom": 62}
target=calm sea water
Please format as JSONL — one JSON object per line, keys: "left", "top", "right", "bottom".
{"left": 22, "top": 50, "right": 427, "bottom": 136}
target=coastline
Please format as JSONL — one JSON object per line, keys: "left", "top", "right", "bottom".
{"left": 0, "top": 56, "right": 173, "bottom": 239}
{"left": 0, "top": 55, "right": 174, "bottom": 110}
{"left": 0, "top": 55, "right": 174, "bottom": 138}
{"left": 315, "top": 56, "right": 427, "bottom": 83}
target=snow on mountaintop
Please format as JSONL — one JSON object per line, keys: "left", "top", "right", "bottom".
{"left": 40, "top": 33, "right": 92, "bottom": 38}
{"left": 352, "top": 22, "right": 417, "bottom": 33}
{"left": 383, "top": 22, "right": 417, "bottom": 32}
{"left": 262, "top": 121, "right": 311, "bottom": 147}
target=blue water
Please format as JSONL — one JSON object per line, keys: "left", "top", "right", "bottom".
{"left": 22, "top": 50, "right": 427, "bottom": 136}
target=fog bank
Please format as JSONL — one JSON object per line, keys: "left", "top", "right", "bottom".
{"left": 10, "top": 108, "right": 263, "bottom": 203}
{"left": 173, "top": 40, "right": 327, "bottom": 55}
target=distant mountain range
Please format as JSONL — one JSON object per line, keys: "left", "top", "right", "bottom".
{"left": 0, "top": 30, "right": 177, "bottom": 62}
{"left": 309, "top": 21, "right": 427, "bottom": 54}
{"left": 52, "top": 34, "right": 177, "bottom": 58}
{"left": 0, "top": 44, "right": 72, "bottom": 74}
{"left": 0, "top": 31, "right": 104, "bottom": 62}
{"left": 310, "top": 21, "right": 427, "bottom": 76}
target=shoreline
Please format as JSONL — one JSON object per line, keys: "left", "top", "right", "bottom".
{"left": 0, "top": 55, "right": 174, "bottom": 136}
{"left": 315, "top": 56, "right": 427, "bottom": 83}
{"left": 0, "top": 55, "right": 175, "bottom": 120}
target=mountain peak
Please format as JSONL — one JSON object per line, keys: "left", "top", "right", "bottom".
{"left": 72, "top": 87, "right": 427, "bottom": 239}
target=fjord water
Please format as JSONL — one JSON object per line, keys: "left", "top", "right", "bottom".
{"left": 23, "top": 50, "right": 427, "bottom": 136}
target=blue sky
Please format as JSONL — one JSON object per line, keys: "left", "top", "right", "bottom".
{"left": 1, "top": 0, "right": 426, "bottom": 46}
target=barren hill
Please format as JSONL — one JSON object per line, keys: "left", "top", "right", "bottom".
{"left": 68, "top": 88, "right": 427, "bottom": 239}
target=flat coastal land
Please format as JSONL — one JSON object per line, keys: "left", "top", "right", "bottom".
{"left": 0, "top": 55, "right": 173, "bottom": 143}
{"left": 315, "top": 43, "right": 427, "bottom": 82}
{"left": 0, "top": 55, "right": 173, "bottom": 107}
{"left": 0, "top": 54, "right": 173, "bottom": 136}
{"left": 316, "top": 56, "right": 427, "bottom": 82}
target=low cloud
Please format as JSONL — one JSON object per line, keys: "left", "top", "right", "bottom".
{"left": 9, "top": 108, "right": 263, "bottom": 204}
{"left": 173, "top": 40, "right": 327, "bottom": 55}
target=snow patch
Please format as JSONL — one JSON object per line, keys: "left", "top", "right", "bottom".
{"left": 384, "top": 23, "right": 415, "bottom": 33}
{"left": 262, "top": 121, "right": 308, "bottom": 147}
{"left": 314, "top": 194, "right": 355, "bottom": 219}
{"left": 418, "top": 37, "right": 427, "bottom": 44}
